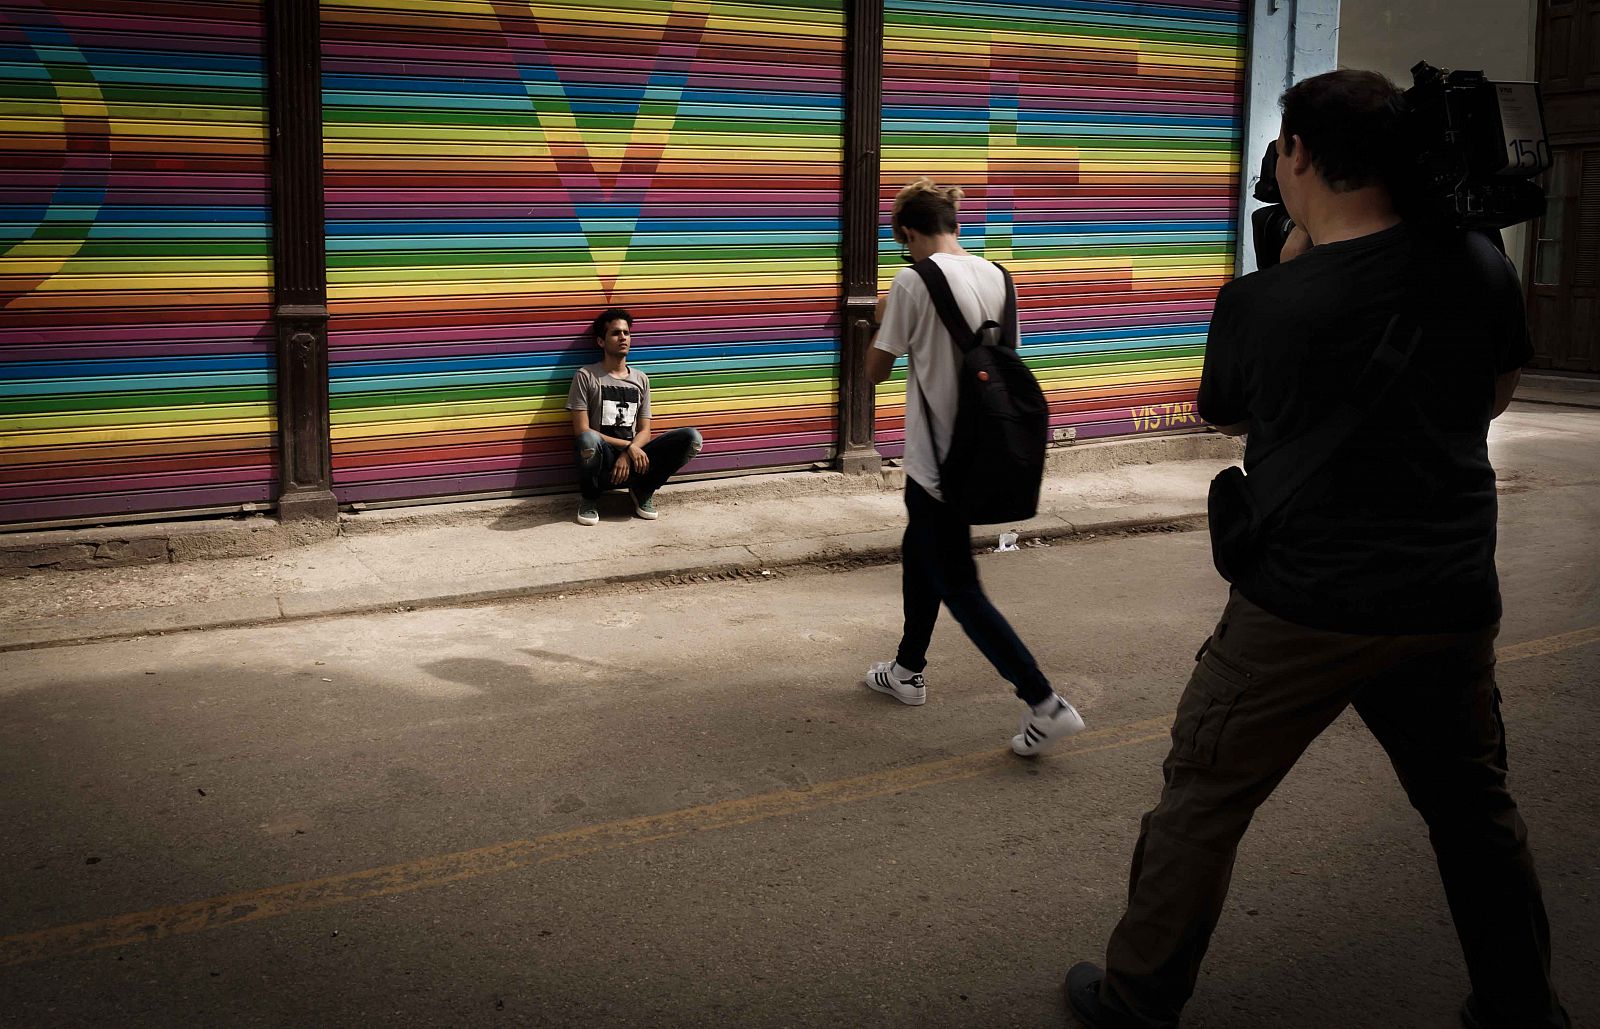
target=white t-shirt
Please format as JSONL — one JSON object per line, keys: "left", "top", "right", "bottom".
{"left": 874, "top": 252, "right": 1016, "bottom": 501}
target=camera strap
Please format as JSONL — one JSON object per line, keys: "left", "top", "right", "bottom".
{"left": 1241, "top": 312, "right": 1424, "bottom": 529}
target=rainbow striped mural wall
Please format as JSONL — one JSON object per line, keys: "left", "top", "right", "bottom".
{"left": 321, "top": 0, "right": 846, "bottom": 505}
{"left": 1, "top": 0, "right": 1249, "bottom": 527}
{"left": 0, "top": 0, "right": 277, "bottom": 525}
{"left": 876, "top": 0, "right": 1246, "bottom": 454}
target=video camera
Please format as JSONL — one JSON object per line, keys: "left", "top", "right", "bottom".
{"left": 1251, "top": 61, "right": 1551, "bottom": 269}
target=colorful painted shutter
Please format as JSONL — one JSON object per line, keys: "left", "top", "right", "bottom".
{"left": 0, "top": 0, "right": 276, "bottom": 526}
{"left": 877, "top": 0, "right": 1246, "bottom": 453}
{"left": 322, "top": 0, "right": 844, "bottom": 505}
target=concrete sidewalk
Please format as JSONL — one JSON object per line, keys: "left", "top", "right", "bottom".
{"left": 0, "top": 434, "right": 1239, "bottom": 652}
{"left": 1515, "top": 373, "right": 1600, "bottom": 410}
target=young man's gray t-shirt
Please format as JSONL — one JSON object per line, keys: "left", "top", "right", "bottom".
{"left": 566, "top": 363, "right": 651, "bottom": 442}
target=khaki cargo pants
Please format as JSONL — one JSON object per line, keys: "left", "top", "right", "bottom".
{"left": 1100, "top": 590, "right": 1567, "bottom": 1028}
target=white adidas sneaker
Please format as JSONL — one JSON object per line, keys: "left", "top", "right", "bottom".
{"left": 1011, "top": 695, "right": 1085, "bottom": 756}
{"left": 865, "top": 660, "right": 926, "bottom": 706}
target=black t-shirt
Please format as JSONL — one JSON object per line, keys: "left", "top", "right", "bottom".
{"left": 1198, "top": 223, "right": 1531, "bottom": 634}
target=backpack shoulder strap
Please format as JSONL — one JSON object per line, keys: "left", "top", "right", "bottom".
{"left": 912, "top": 258, "right": 981, "bottom": 354}
{"left": 995, "top": 263, "right": 1017, "bottom": 350}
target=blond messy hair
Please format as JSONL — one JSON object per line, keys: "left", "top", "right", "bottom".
{"left": 891, "top": 178, "right": 963, "bottom": 242}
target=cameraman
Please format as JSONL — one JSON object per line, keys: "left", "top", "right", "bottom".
{"left": 1063, "top": 71, "right": 1569, "bottom": 1029}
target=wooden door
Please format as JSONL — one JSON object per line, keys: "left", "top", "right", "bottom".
{"left": 1527, "top": 0, "right": 1600, "bottom": 374}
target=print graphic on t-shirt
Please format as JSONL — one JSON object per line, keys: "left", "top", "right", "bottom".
{"left": 601, "top": 383, "right": 641, "bottom": 437}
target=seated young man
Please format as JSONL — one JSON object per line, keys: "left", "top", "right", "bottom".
{"left": 565, "top": 307, "right": 702, "bottom": 526}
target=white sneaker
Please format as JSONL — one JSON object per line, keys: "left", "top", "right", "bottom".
{"left": 865, "top": 660, "right": 926, "bottom": 706}
{"left": 1010, "top": 695, "right": 1085, "bottom": 756}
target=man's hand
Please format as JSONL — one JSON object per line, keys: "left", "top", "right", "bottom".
{"left": 610, "top": 454, "right": 632, "bottom": 486}
{"left": 627, "top": 443, "right": 650, "bottom": 475}
{"left": 1280, "top": 225, "right": 1313, "bottom": 264}
{"left": 866, "top": 346, "right": 897, "bottom": 386}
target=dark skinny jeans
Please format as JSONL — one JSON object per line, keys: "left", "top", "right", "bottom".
{"left": 895, "top": 477, "right": 1052, "bottom": 705}
{"left": 574, "top": 427, "right": 702, "bottom": 501}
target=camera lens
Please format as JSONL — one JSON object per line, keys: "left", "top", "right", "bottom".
{"left": 1251, "top": 205, "right": 1296, "bottom": 269}
{"left": 1253, "top": 143, "right": 1282, "bottom": 204}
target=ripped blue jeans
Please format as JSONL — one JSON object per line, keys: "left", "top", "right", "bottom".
{"left": 574, "top": 427, "right": 703, "bottom": 500}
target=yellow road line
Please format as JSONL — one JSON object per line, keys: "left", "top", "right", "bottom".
{"left": 0, "top": 718, "right": 1169, "bottom": 968}
{"left": 3, "top": 621, "right": 1594, "bottom": 969}
{"left": 1500, "top": 624, "right": 1600, "bottom": 664}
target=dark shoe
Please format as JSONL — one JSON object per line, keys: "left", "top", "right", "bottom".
{"left": 1461, "top": 993, "right": 1572, "bottom": 1029}
{"left": 629, "top": 487, "right": 658, "bottom": 519}
{"left": 1063, "top": 962, "right": 1173, "bottom": 1029}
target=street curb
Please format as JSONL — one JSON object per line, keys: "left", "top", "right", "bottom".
{"left": 1510, "top": 390, "right": 1600, "bottom": 411}
{"left": 0, "top": 506, "right": 1209, "bottom": 653}
{"left": 1520, "top": 373, "right": 1600, "bottom": 393}
{"left": 0, "top": 433, "right": 1238, "bottom": 575}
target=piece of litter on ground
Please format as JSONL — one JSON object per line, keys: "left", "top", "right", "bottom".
{"left": 996, "top": 532, "right": 1020, "bottom": 552}
{"left": 320, "top": 677, "right": 332, "bottom": 682}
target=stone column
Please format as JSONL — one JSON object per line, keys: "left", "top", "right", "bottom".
{"left": 837, "top": 0, "right": 885, "bottom": 474}
{"left": 267, "top": 0, "right": 336, "bottom": 521}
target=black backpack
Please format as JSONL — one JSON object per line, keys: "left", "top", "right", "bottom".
{"left": 911, "top": 257, "right": 1049, "bottom": 526}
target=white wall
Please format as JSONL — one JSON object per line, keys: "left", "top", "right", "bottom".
{"left": 1337, "top": 0, "right": 1540, "bottom": 278}
{"left": 1238, "top": 0, "right": 1341, "bottom": 275}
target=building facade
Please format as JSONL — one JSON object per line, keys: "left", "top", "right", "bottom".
{"left": 3, "top": 1, "right": 1332, "bottom": 528}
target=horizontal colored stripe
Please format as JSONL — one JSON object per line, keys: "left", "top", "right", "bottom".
{"left": 0, "top": 0, "right": 277, "bottom": 524}
{"left": 316, "top": 0, "right": 851, "bottom": 503}
{"left": 875, "top": 0, "right": 1243, "bottom": 447}
{"left": 3, "top": 0, "right": 1245, "bottom": 524}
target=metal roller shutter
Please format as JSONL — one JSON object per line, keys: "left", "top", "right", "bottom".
{"left": 0, "top": 0, "right": 277, "bottom": 527}
{"left": 876, "top": 0, "right": 1246, "bottom": 454}
{"left": 322, "top": 0, "right": 845, "bottom": 506}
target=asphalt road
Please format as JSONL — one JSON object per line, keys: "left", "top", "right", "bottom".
{"left": 1, "top": 403, "right": 1596, "bottom": 1029}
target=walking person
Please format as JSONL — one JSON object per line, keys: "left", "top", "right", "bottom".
{"left": 1063, "top": 70, "right": 1569, "bottom": 1029}
{"left": 567, "top": 308, "right": 702, "bottom": 525}
{"left": 864, "top": 178, "right": 1085, "bottom": 756}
